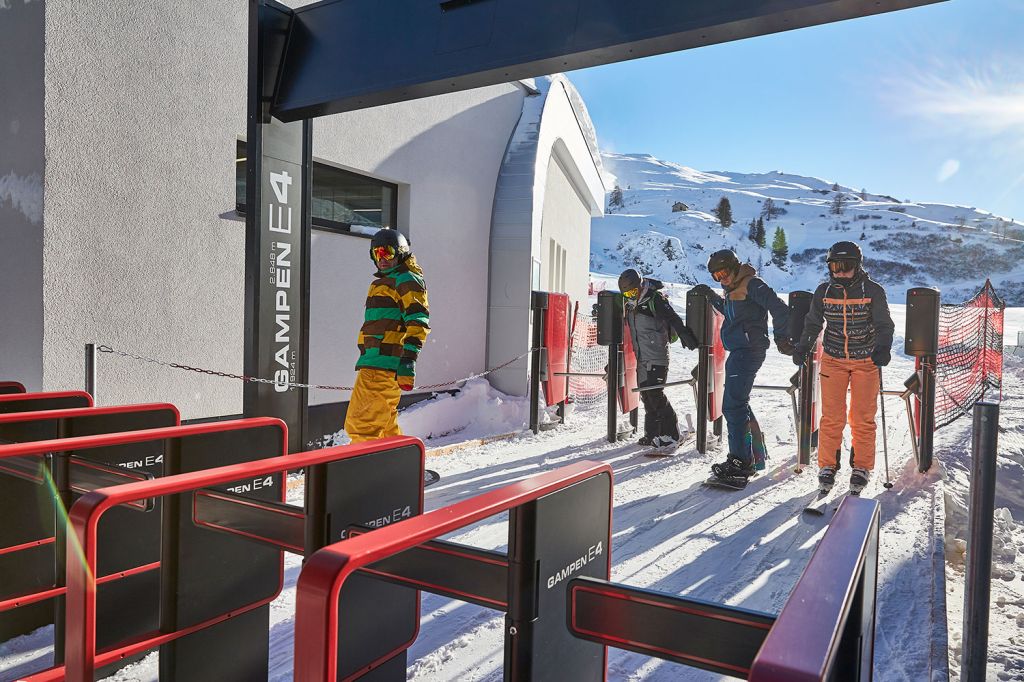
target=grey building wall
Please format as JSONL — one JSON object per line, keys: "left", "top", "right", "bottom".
{"left": 38, "top": 2, "right": 526, "bottom": 420}
{"left": 42, "top": 2, "right": 249, "bottom": 418}
{"left": 0, "top": 0, "right": 45, "bottom": 391}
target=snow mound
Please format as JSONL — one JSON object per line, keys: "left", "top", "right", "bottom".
{"left": 399, "top": 378, "right": 527, "bottom": 441}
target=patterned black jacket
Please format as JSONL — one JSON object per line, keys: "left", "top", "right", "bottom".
{"left": 798, "top": 270, "right": 894, "bottom": 360}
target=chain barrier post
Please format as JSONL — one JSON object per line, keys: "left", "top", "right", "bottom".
{"left": 686, "top": 288, "right": 713, "bottom": 453}
{"left": 596, "top": 290, "right": 623, "bottom": 443}
{"left": 85, "top": 343, "right": 98, "bottom": 405}
{"left": 529, "top": 292, "right": 548, "bottom": 435}
{"left": 906, "top": 287, "right": 940, "bottom": 472}
{"left": 962, "top": 400, "right": 999, "bottom": 682}
{"left": 788, "top": 291, "right": 814, "bottom": 471}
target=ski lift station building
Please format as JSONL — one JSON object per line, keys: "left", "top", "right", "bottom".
{"left": 1, "top": 2, "right": 605, "bottom": 442}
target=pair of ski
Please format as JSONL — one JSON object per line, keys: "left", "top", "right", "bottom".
{"left": 802, "top": 485, "right": 862, "bottom": 515}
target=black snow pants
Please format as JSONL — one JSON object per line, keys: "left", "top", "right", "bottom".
{"left": 638, "top": 364, "right": 680, "bottom": 441}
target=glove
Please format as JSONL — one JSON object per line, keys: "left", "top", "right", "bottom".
{"left": 791, "top": 345, "right": 808, "bottom": 366}
{"left": 679, "top": 326, "right": 699, "bottom": 350}
{"left": 871, "top": 347, "right": 891, "bottom": 367}
{"left": 775, "top": 337, "right": 795, "bottom": 356}
{"left": 397, "top": 360, "right": 416, "bottom": 391}
{"left": 690, "top": 284, "right": 713, "bottom": 297}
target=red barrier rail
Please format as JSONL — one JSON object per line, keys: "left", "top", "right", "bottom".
{"left": 749, "top": 496, "right": 880, "bottom": 681}
{"left": 49, "top": 435, "right": 422, "bottom": 682}
{"left": 294, "top": 460, "right": 613, "bottom": 682}
{"left": 0, "top": 390, "right": 93, "bottom": 408}
{"left": 0, "top": 402, "right": 180, "bottom": 427}
{"left": 1, "top": 417, "right": 287, "bottom": 682}
{"left": 0, "top": 403, "right": 182, "bottom": 643}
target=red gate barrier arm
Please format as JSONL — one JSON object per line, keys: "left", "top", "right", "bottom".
{"left": 0, "top": 390, "right": 93, "bottom": 407}
{"left": 56, "top": 435, "right": 421, "bottom": 682}
{"left": 294, "top": 460, "right": 613, "bottom": 682}
{"left": 0, "top": 402, "right": 180, "bottom": 427}
{"left": 749, "top": 496, "right": 880, "bottom": 681}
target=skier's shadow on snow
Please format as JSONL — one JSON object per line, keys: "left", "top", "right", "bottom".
{"left": 422, "top": 434, "right": 671, "bottom": 508}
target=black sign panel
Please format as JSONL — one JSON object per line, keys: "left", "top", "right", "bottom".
{"left": 318, "top": 444, "right": 423, "bottom": 681}
{"left": 0, "top": 404, "right": 177, "bottom": 678}
{"left": 245, "top": 0, "right": 311, "bottom": 454}
{"left": 506, "top": 472, "right": 612, "bottom": 681}
{"left": 158, "top": 423, "right": 286, "bottom": 682}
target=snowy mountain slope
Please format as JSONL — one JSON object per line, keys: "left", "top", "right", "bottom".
{"left": 593, "top": 153, "right": 1024, "bottom": 305}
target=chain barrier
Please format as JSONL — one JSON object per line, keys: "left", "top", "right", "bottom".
{"left": 96, "top": 344, "right": 532, "bottom": 392}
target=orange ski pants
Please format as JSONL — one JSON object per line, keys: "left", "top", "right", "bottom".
{"left": 344, "top": 368, "right": 402, "bottom": 443}
{"left": 817, "top": 355, "right": 879, "bottom": 471}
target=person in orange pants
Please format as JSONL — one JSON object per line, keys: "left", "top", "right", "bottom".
{"left": 792, "top": 241, "right": 894, "bottom": 494}
{"left": 344, "top": 229, "right": 429, "bottom": 443}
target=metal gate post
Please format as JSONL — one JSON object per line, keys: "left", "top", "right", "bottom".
{"left": 962, "top": 401, "right": 999, "bottom": 682}
{"left": 84, "top": 344, "right": 98, "bottom": 404}
{"left": 529, "top": 292, "right": 548, "bottom": 435}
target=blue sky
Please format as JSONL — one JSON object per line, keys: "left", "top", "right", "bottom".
{"left": 569, "top": 0, "right": 1024, "bottom": 221}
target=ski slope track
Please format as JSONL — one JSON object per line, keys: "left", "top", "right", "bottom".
{"left": 8, "top": 299, "right": 1022, "bottom": 681}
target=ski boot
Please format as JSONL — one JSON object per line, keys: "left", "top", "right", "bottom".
{"left": 817, "top": 466, "right": 836, "bottom": 494}
{"left": 710, "top": 456, "right": 755, "bottom": 489}
{"left": 637, "top": 434, "right": 655, "bottom": 446}
{"left": 849, "top": 468, "right": 870, "bottom": 496}
{"left": 653, "top": 435, "right": 679, "bottom": 449}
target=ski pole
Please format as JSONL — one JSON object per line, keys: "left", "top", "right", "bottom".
{"left": 879, "top": 366, "right": 893, "bottom": 489}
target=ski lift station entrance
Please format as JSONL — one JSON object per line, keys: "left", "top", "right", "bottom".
{"left": 1, "top": 0, "right": 943, "bottom": 450}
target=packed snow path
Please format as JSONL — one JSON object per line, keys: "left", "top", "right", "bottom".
{"left": 0, "top": 294, "right": 961, "bottom": 681}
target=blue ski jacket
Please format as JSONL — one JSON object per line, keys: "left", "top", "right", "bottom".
{"left": 705, "top": 264, "right": 791, "bottom": 351}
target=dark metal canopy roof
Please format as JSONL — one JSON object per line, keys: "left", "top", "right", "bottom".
{"left": 268, "top": 0, "right": 944, "bottom": 121}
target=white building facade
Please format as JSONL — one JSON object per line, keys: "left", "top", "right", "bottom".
{"left": 1, "top": 2, "right": 604, "bottom": 441}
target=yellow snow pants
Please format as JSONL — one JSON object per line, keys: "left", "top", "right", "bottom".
{"left": 344, "top": 368, "right": 402, "bottom": 443}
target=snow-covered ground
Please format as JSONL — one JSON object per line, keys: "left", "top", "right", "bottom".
{"left": 5, "top": 292, "right": 1019, "bottom": 681}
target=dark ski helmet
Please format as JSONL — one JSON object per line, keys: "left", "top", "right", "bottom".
{"left": 826, "top": 241, "right": 862, "bottom": 267}
{"left": 618, "top": 268, "right": 642, "bottom": 294}
{"left": 707, "top": 249, "right": 740, "bottom": 275}
{"left": 369, "top": 228, "right": 411, "bottom": 265}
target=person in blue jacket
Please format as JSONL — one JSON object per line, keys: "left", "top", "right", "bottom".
{"left": 691, "top": 249, "right": 793, "bottom": 488}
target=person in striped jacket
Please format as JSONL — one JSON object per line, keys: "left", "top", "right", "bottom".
{"left": 793, "top": 241, "right": 894, "bottom": 495}
{"left": 344, "top": 229, "right": 430, "bottom": 443}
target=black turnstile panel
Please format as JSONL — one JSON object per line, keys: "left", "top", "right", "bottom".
{"left": 159, "top": 423, "right": 286, "bottom": 682}
{"left": 568, "top": 577, "right": 774, "bottom": 678}
{"left": 321, "top": 443, "right": 423, "bottom": 681}
{"left": 0, "top": 394, "right": 91, "bottom": 415}
{"left": 0, "top": 404, "right": 176, "bottom": 655}
{"left": 361, "top": 538, "right": 508, "bottom": 610}
{"left": 0, "top": 382, "right": 26, "bottom": 395}
{"left": 506, "top": 472, "right": 612, "bottom": 681}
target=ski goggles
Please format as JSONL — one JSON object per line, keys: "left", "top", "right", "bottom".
{"left": 622, "top": 287, "right": 640, "bottom": 299}
{"left": 372, "top": 245, "right": 396, "bottom": 263}
{"left": 828, "top": 259, "right": 856, "bottom": 274}
{"left": 711, "top": 268, "right": 731, "bottom": 282}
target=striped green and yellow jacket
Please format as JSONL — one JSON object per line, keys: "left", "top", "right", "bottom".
{"left": 355, "top": 255, "right": 430, "bottom": 378}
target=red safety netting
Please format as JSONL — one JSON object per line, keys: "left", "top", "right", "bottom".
{"left": 568, "top": 311, "right": 606, "bottom": 410}
{"left": 936, "top": 280, "right": 1005, "bottom": 429}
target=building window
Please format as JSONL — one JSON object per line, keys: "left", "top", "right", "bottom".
{"left": 236, "top": 140, "right": 398, "bottom": 236}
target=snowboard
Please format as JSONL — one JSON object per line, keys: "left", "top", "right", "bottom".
{"left": 702, "top": 475, "right": 748, "bottom": 491}
{"left": 642, "top": 445, "right": 680, "bottom": 458}
{"left": 424, "top": 469, "right": 441, "bottom": 487}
